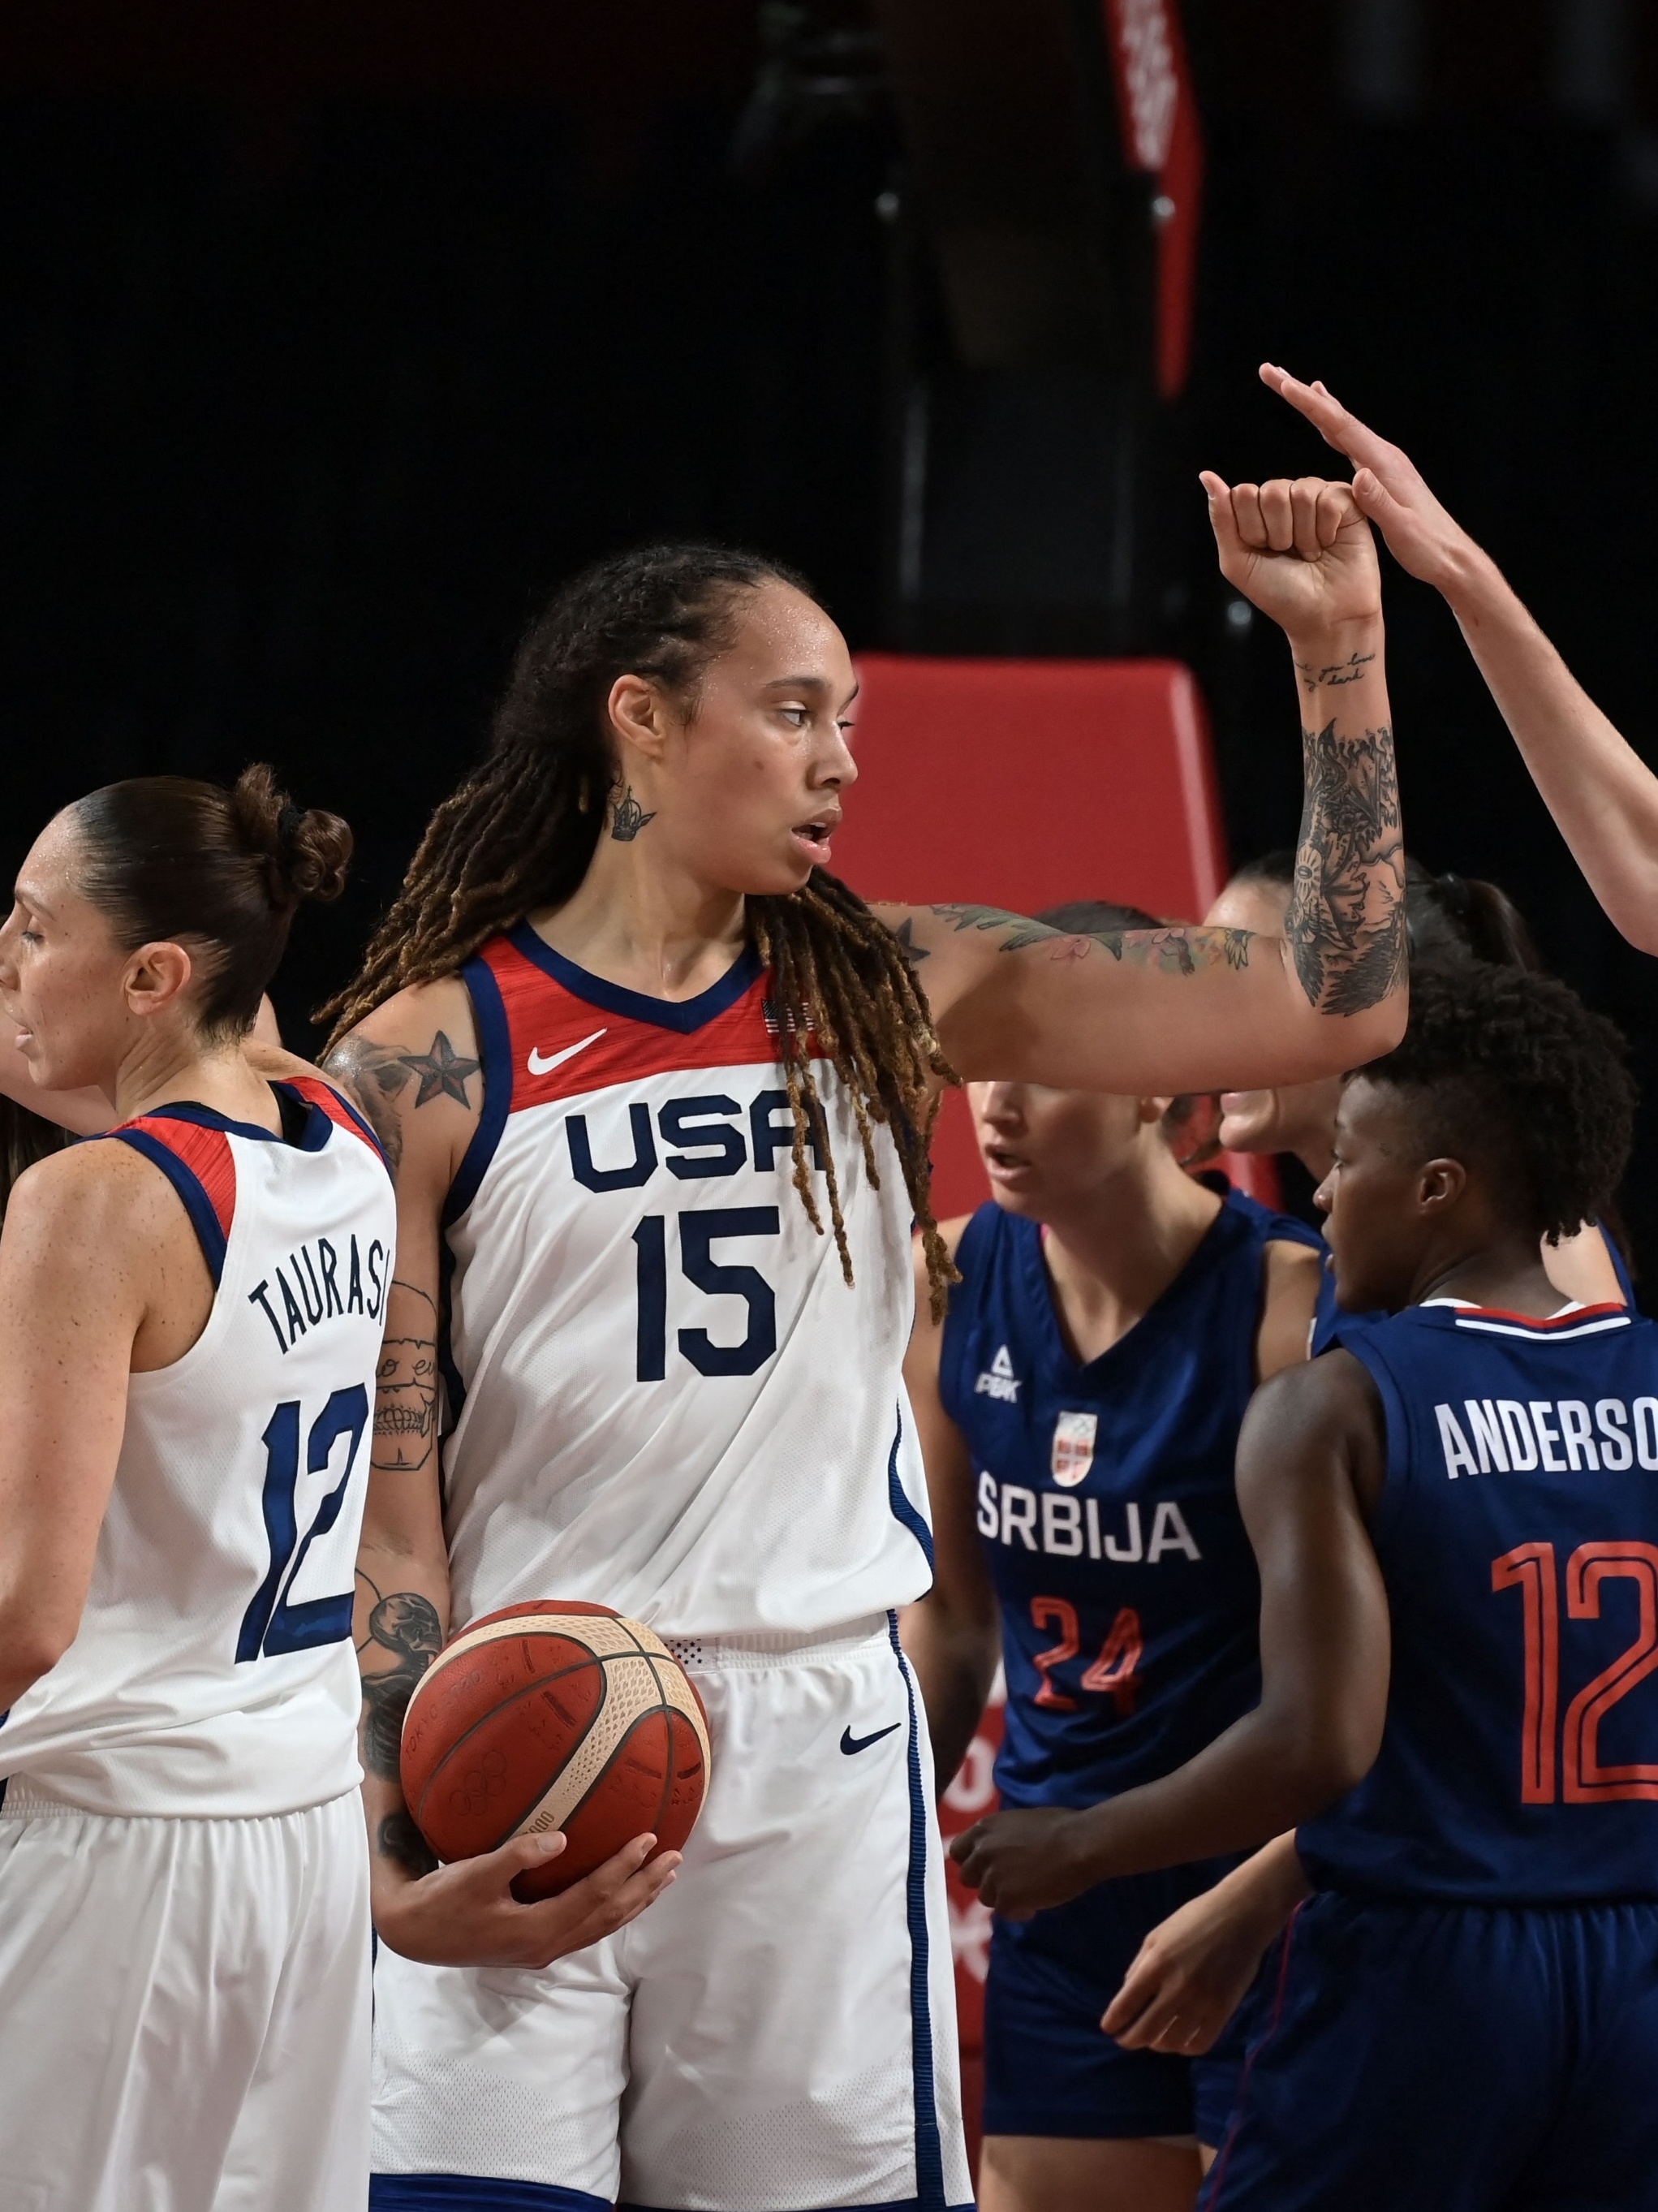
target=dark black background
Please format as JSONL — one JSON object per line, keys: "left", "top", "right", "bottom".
{"left": 2, "top": 2, "right": 1656, "bottom": 1263}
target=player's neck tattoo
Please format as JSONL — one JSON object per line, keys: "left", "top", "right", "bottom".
{"left": 609, "top": 784, "right": 657, "bottom": 842}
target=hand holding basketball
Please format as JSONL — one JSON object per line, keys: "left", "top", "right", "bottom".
{"left": 1202, "top": 467, "right": 1381, "bottom": 643}
{"left": 1260, "top": 363, "right": 1484, "bottom": 599}
{"left": 373, "top": 1827, "right": 681, "bottom": 1971}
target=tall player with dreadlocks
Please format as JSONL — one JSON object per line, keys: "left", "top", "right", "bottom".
{"left": 330, "top": 470, "right": 1407, "bottom": 2212}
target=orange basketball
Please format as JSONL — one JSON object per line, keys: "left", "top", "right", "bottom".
{"left": 399, "top": 1601, "right": 712, "bottom": 1900}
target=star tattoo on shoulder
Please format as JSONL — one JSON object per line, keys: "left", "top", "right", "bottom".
{"left": 893, "top": 917, "right": 929, "bottom": 968}
{"left": 397, "top": 1031, "right": 480, "bottom": 1107}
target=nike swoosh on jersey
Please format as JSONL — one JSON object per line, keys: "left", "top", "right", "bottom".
{"left": 527, "top": 1028, "right": 607, "bottom": 1077}
{"left": 840, "top": 1722, "right": 902, "bottom": 1756}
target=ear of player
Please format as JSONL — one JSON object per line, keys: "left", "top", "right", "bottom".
{"left": 400, "top": 1601, "right": 712, "bottom": 1901}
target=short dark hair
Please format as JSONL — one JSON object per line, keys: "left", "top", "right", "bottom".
{"left": 1360, "top": 964, "right": 1635, "bottom": 1242}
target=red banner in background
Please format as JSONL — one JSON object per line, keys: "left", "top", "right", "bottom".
{"left": 1101, "top": 0, "right": 1203, "bottom": 398}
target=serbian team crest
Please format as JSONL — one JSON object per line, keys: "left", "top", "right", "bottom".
{"left": 1051, "top": 1411, "right": 1098, "bottom": 1488}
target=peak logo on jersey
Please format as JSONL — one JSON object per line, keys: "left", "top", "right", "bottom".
{"left": 1051, "top": 1410, "right": 1098, "bottom": 1487}
{"left": 528, "top": 1028, "right": 607, "bottom": 1078}
{"left": 975, "top": 1346, "right": 1021, "bottom": 1403}
{"left": 1432, "top": 1394, "right": 1658, "bottom": 1480}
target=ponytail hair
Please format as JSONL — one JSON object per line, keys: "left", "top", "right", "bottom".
{"left": 72, "top": 764, "right": 352, "bottom": 1039}
{"left": 1231, "top": 850, "right": 1542, "bottom": 973}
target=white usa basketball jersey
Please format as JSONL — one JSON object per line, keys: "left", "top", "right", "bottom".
{"left": 439, "top": 925, "right": 937, "bottom": 1638}
{"left": 0, "top": 1078, "right": 396, "bottom": 1817}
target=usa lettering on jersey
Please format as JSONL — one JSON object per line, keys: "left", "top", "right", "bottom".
{"left": 975, "top": 1471, "right": 1202, "bottom": 1563}
{"left": 1433, "top": 1395, "right": 1658, "bottom": 1478}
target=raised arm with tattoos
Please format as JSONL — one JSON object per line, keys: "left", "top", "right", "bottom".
{"left": 1264, "top": 362, "right": 1658, "bottom": 955}
{"left": 870, "top": 471, "right": 1406, "bottom": 1090}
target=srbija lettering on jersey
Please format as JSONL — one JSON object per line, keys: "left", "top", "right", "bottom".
{"left": 1300, "top": 1297, "right": 1658, "bottom": 1903}
{"left": 0, "top": 1080, "right": 395, "bottom": 1817}
{"left": 438, "top": 925, "right": 934, "bottom": 1638}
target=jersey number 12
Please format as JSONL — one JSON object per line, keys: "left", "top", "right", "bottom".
{"left": 236, "top": 1386, "right": 370, "bottom": 1663}
{"left": 1492, "top": 1540, "right": 1658, "bottom": 1803}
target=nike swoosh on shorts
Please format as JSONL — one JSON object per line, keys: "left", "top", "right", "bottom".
{"left": 528, "top": 1028, "right": 607, "bottom": 1076}
{"left": 840, "top": 1722, "right": 902, "bottom": 1756}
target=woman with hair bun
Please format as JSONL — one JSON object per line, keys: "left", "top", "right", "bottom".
{"left": 0, "top": 766, "right": 398, "bottom": 2211}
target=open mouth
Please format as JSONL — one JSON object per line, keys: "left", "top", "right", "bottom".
{"left": 982, "top": 1144, "right": 1033, "bottom": 1179}
{"left": 790, "top": 814, "right": 839, "bottom": 860}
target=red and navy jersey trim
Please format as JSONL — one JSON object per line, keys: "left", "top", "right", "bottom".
{"left": 279, "top": 1076, "right": 390, "bottom": 1170}
{"left": 1447, "top": 1300, "right": 1632, "bottom": 1342}
{"left": 506, "top": 919, "right": 763, "bottom": 1033}
{"left": 107, "top": 1115, "right": 237, "bottom": 1287}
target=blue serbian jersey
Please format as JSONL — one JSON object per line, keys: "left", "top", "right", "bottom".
{"left": 0, "top": 1080, "right": 395, "bottom": 1817}
{"left": 437, "top": 924, "right": 933, "bottom": 1640}
{"left": 1299, "top": 1297, "right": 1658, "bottom": 1902}
{"left": 937, "top": 1190, "right": 1322, "bottom": 1811}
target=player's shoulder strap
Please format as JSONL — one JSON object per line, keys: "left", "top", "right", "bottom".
{"left": 101, "top": 1109, "right": 239, "bottom": 1288}
{"left": 275, "top": 1074, "right": 390, "bottom": 1171}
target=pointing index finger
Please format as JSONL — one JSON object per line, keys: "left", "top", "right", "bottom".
{"left": 1259, "top": 362, "right": 1394, "bottom": 475}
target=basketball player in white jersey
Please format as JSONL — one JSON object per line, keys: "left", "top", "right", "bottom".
{"left": 324, "top": 470, "right": 1407, "bottom": 2212}
{"left": 0, "top": 771, "right": 396, "bottom": 2212}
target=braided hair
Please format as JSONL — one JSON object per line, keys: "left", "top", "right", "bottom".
{"left": 321, "top": 544, "right": 960, "bottom": 1311}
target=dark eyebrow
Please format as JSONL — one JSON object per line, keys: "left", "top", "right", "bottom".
{"left": 764, "top": 675, "right": 834, "bottom": 694}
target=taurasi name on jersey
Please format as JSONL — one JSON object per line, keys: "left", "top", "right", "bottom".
{"left": 975, "top": 1473, "right": 1202, "bottom": 1563}
{"left": 247, "top": 1233, "right": 391, "bottom": 1355}
{"left": 1434, "top": 1395, "right": 1658, "bottom": 1480}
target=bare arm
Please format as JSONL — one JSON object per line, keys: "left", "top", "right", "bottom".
{"left": 876, "top": 478, "right": 1406, "bottom": 1093}
{"left": 1255, "top": 1237, "right": 1323, "bottom": 1382}
{"left": 1101, "top": 1831, "right": 1311, "bottom": 2055}
{"left": 950, "top": 1349, "right": 1390, "bottom": 1916}
{"left": 1264, "top": 364, "right": 1658, "bottom": 955}
{"left": 330, "top": 982, "right": 678, "bottom": 1966}
{"left": 0, "top": 1149, "right": 177, "bottom": 1706}
{"left": 898, "top": 1221, "right": 1001, "bottom": 1795}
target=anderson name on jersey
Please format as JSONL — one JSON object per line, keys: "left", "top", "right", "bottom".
{"left": 438, "top": 925, "right": 937, "bottom": 1640}
{"left": 0, "top": 1080, "right": 395, "bottom": 1818}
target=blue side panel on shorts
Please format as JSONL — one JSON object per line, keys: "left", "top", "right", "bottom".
{"left": 370, "top": 2176, "right": 607, "bottom": 2211}
{"left": 888, "top": 1610, "right": 947, "bottom": 2211}
{"left": 886, "top": 1406, "right": 935, "bottom": 1572}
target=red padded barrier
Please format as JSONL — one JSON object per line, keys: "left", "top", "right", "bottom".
{"left": 835, "top": 653, "right": 1280, "bottom": 1220}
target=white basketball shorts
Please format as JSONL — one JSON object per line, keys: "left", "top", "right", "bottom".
{"left": 0, "top": 1783, "right": 370, "bottom": 2212}
{"left": 369, "top": 1613, "right": 974, "bottom": 2211}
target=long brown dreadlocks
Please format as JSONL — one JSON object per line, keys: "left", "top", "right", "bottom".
{"left": 320, "top": 545, "right": 961, "bottom": 1313}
